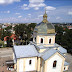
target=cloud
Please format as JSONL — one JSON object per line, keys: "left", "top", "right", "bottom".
{"left": 29, "top": 3, "right": 46, "bottom": 8}
{"left": 29, "top": 0, "right": 44, "bottom": 3}
{"left": 34, "top": 7, "right": 39, "bottom": 10}
{"left": 0, "top": 10, "right": 10, "bottom": 13}
{"left": 23, "top": 7, "right": 29, "bottom": 10}
{"left": 46, "top": 6, "right": 56, "bottom": 11}
{"left": 23, "top": 4, "right": 27, "bottom": 6}
{"left": 56, "top": 17, "right": 61, "bottom": 20}
{"left": 21, "top": 0, "right": 46, "bottom": 10}
{"left": 28, "top": 14, "right": 31, "bottom": 16}
{"left": 15, "top": 13, "right": 20, "bottom": 15}
{"left": 29, "top": 0, "right": 46, "bottom": 10}
{"left": 18, "top": 16, "right": 22, "bottom": 18}
{"left": 68, "top": 11, "right": 72, "bottom": 15}
{"left": 21, "top": 4, "right": 29, "bottom": 10}
{"left": 0, "top": 0, "right": 20, "bottom": 5}
{"left": 7, "top": 10, "right": 10, "bottom": 13}
{"left": 38, "top": 15, "right": 43, "bottom": 17}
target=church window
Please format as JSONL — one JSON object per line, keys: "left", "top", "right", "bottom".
{"left": 49, "top": 38, "right": 51, "bottom": 44}
{"left": 35, "top": 37, "right": 36, "bottom": 42}
{"left": 41, "top": 38, "right": 43, "bottom": 43}
{"left": 29, "top": 60, "right": 32, "bottom": 65}
{"left": 64, "top": 67, "right": 65, "bottom": 70}
{"left": 53, "top": 60, "right": 57, "bottom": 68}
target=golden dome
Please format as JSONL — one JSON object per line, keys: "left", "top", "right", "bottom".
{"left": 42, "top": 10, "right": 49, "bottom": 23}
{"left": 34, "top": 10, "right": 55, "bottom": 34}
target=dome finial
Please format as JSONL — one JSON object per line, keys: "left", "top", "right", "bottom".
{"left": 45, "top": 7, "right": 46, "bottom": 14}
{"left": 42, "top": 7, "right": 48, "bottom": 23}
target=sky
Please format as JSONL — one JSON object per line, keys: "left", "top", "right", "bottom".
{"left": 0, "top": 0, "right": 72, "bottom": 23}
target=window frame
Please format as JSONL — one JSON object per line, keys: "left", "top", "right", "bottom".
{"left": 49, "top": 38, "right": 51, "bottom": 44}
{"left": 53, "top": 60, "right": 57, "bottom": 68}
{"left": 29, "top": 60, "right": 32, "bottom": 65}
{"left": 39, "top": 37, "right": 44, "bottom": 44}
{"left": 48, "top": 37, "right": 53, "bottom": 44}
{"left": 41, "top": 38, "right": 43, "bottom": 43}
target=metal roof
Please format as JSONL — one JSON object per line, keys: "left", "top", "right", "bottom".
{"left": 41, "top": 48, "right": 65, "bottom": 61}
{"left": 13, "top": 45, "right": 38, "bottom": 58}
{"left": 64, "top": 61, "right": 69, "bottom": 66}
{"left": 34, "top": 22, "right": 55, "bottom": 34}
{"left": 54, "top": 43, "right": 67, "bottom": 54}
{"left": 41, "top": 49, "right": 57, "bottom": 60}
{"left": 58, "top": 46, "right": 67, "bottom": 54}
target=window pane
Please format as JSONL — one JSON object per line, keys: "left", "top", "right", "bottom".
{"left": 49, "top": 39, "right": 51, "bottom": 44}
{"left": 41, "top": 38, "right": 43, "bottom": 43}
{"left": 29, "top": 60, "right": 32, "bottom": 65}
{"left": 53, "top": 61, "right": 57, "bottom": 67}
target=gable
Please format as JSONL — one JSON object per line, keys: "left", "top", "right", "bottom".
{"left": 45, "top": 52, "right": 65, "bottom": 62}
{"left": 44, "top": 52, "right": 65, "bottom": 72}
{"left": 41, "top": 48, "right": 65, "bottom": 61}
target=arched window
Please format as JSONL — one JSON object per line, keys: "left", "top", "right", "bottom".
{"left": 35, "top": 37, "right": 36, "bottom": 42}
{"left": 64, "top": 67, "right": 65, "bottom": 70}
{"left": 29, "top": 60, "right": 32, "bottom": 65}
{"left": 49, "top": 38, "right": 51, "bottom": 44}
{"left": 41, "top": 38, "right": 43, "bottom": 43}
{"left": 53, "top": 60, "right": 57, "bottom": 67}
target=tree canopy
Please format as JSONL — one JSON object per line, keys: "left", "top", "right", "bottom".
{"left": 55, "top": 25, "right": 72, "bottom": 54}
{"left": 14, "top": 23, "right": 36, "bottom": 44}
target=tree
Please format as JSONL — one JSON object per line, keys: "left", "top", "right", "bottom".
{"left": 14, "top": 23, "right": 36, "bottom": 45}
{"left": 1, "top": 29, "right": 12, "bottom": 41}
{"left": 55, "top": 25, "right": 72, "bottom": 54}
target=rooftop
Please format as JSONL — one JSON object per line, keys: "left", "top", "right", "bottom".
{"left": 13, "top": 45, "right": 38, "bottom": 58}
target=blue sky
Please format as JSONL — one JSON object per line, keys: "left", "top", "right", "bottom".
{"left": 0, "top": 0, "right": 72, "bottom": 23}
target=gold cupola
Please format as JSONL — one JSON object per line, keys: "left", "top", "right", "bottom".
{"left": 42, "top": 10, "right": 48, "bottom": 23}
{"left": 34, "top": 10, "right": 55, "bottom": 34}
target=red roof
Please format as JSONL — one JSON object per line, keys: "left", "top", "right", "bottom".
{"left": 4, "top": 36, "right": 9, "bottom": 41}
{"left": 10, "top": 34, "right": 17, "bottom": 40}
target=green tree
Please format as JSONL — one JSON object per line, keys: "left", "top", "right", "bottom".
{"left": 55, "top": 25, "right": 72, "bottom": 54}
{"left": 1, "top": 29, "right": 11, "bottom": 41}
{"left": 14, "top": 23, "right": 36, "bottom": 45}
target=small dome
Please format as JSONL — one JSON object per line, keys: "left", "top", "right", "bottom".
{"left": 34, "top": 22, "right": 55, "bottom": 34}
{"left": 34, "top": 10, "right": 55, "bottom": 34}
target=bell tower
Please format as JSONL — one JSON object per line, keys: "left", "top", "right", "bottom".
{"left": 33, "top": 10, "right": 55, "bottom": 47}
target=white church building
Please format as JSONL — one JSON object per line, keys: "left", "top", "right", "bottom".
{"left": 13, "top": 11, "right": 69, "bottom": 72}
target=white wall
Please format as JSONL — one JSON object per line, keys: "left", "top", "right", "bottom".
{"left": 39, "top": 37, "right": 45, "bottom": 44}
{"left": 38, "top": 35, "right": 55, "bottom": 45}
{"left": 19, "top": 59, "right": 24, "bottom": 72}
{"left": 46, "top": 54, "right": 64, "bottom": 72}
{"left": 63, "top": 66, "right": 69, "bottom": 71}
{"left": 48, "top": 37, "right": 53, "bottom": 44}
{"left": 25, "top": 58, "right": 36, "bottom": 71}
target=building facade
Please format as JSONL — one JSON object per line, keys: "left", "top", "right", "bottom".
{"left": 13, "top": 11, "right": 69, "bottom": 72}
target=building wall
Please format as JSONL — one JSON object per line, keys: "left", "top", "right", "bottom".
{"left": 63, "top": 66, "right": 69, "bottom": 71}
{"left": 36, "top": 35, "right": 55, "bottom": 47}
{"left": 39, "top": 49, "right": 46, "bottom": 53}
{"left": 44, "top": 53, "right": 65, "bottom": 72}
{"left": 37, "top": 57, "right": 41, "bottom": 72}
{"left": 16, "top": 57, "right": 37, "bottom": 72}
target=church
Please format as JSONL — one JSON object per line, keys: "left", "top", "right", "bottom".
{"left": 13, "top": 11, "right": 69, "bottom": 72}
